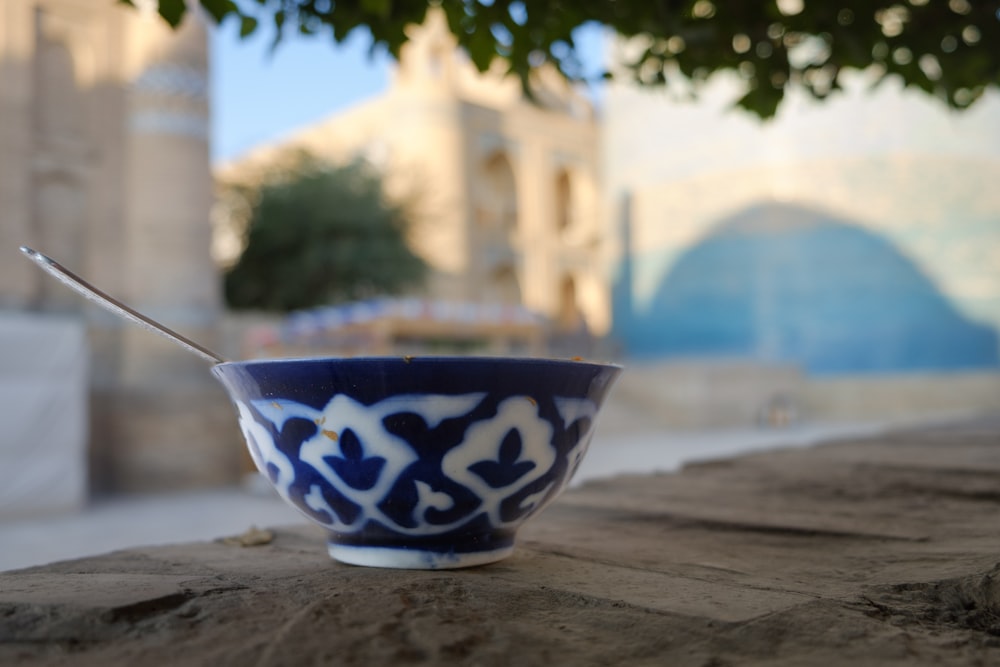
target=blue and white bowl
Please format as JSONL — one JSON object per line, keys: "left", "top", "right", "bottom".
{"left": 212, "top": 356, "right": 621, "bottom": 569}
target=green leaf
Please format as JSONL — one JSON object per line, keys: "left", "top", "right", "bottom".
{"left": 735, "top": 83, "right": 782, "bottom": 119}
{"left": 200, "top": 0, "right": 239, "bottom": 24}
{"left": 466, "top": 26, "right": 497, "bottom": 72}
{"left": 119, "top": 0, "right": 999, "bottom": 120}
{"left": 270, "top": 9, "right": 286, "bottom": 52}
{"left": 157, "top": 0, "right": 187, "bottom": 28}
{"left": 239, "top": 15, "right": 259, "bottom": 38}
{"left": 360, "top": 0, "right": 392, "bottom": 19}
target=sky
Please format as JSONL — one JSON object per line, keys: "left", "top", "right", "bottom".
{"left": 210, "top": 19, "right": 607, "bottom": 166}
{"left": 211, "top": 21, "right": 393, "bottom": 165}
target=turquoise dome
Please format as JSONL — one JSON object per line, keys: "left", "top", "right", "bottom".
{"left": 615, "top": 203, "right": 999, "bottom": 374}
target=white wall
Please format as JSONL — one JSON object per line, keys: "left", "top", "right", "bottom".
{"left": 0, "top": 314, "right": 88, "bottom": 518}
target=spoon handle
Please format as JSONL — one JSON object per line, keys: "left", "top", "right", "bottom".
{"left": 19, "top": 246, "right": 227, "bottom": 365}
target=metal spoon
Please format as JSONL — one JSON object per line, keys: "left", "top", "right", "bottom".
{"left": 19, "top": 246, "right": 227, "bottom": 365}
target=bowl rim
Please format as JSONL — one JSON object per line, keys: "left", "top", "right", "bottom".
{"left": 214, "top": 355, "right": 623, "bottom": 372}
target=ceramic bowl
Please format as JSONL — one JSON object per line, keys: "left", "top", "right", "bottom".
{"left": 212, "top": 356, "right": 621, "bottom": 569}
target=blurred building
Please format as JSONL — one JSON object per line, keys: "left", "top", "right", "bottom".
{"left": 604, "top": 66, "right": 1000, "bottom": 426}
{"left": 216, "top": 10, "right": 608, "bottom": 338}
{"left": 219, "top": 25, "right": 1000, "bottom": 428}
{"left": 619, "top": 202, "right": 998, "bottom": 373}
{"left": 5, "top": 4, "right": 999, "bottom": 508}
{"left": 0, "top": 1, "right": 239, "bottom": 501}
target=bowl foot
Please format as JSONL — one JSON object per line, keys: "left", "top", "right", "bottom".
{"left": 327, "top": 542, "right": 515, "bottom": 569}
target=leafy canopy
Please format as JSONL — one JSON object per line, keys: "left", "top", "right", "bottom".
{"left": 223, "top": 157, "right": 427, "bottom": 312}
{"left": 131, "top": 0, "right": 1000, "bottom": 118}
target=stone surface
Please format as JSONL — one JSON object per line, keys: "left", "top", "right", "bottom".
{"left": 2, "top": 418, "right": 999, "bottom": 666}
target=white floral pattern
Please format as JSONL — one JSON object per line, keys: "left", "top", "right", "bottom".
{"left": 234, "top": 391, "right": 598, "bottom": 537}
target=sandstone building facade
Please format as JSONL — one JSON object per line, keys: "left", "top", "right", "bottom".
{"left": 216, "top": 11, "right": 609, "bottom": 338}
{"left": 0, "top": 1, "right": 239, "bottom": 494}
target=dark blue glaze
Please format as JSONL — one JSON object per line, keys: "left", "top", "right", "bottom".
{"left": 212, "top": 356, "right": 620, "bottom": 567}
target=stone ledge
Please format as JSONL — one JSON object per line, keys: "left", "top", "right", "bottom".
{"left": 3, "top": 418, "right": 999, "bottom": 666}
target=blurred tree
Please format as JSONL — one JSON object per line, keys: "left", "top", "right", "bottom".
{"left": 133, "top": 0, "right": 999, "bottom": 118}
{"left": 223, "top": 156, "right": 427, "bottom": 311}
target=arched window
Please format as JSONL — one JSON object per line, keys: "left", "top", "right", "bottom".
{"left": 490, "top": 264, "right": 522, "bottom": 305}
{"left": 35, "top": 176, "right": 86, "bottom": 310}
{"left": 428, "top": 46, "right": 445, "bottom": 79}
{"left": 557, "top": 274, "right": 584, "bottom": 332}
{"left": 555, "top": 169, "right": 572, "bottom": 233}
{"left": 33, "top": 14, "right": 88, "bottom": 310}
{"left": 480, "top": 151, "right": 518, "bottom": 233}
{"left": 35, "top": 17, "right": 84, "bottom": 142}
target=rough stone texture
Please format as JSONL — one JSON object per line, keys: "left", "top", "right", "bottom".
{"left": 2, "top": 418, "right": 999, "bottom": 666}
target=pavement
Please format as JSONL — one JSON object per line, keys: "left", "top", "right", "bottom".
{"left": 0, "top": 420, "right": 894, "bottom": 573}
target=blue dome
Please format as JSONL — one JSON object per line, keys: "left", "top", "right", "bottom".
{"left": 616, "top": 203, "right": 999, "bottom": 374}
